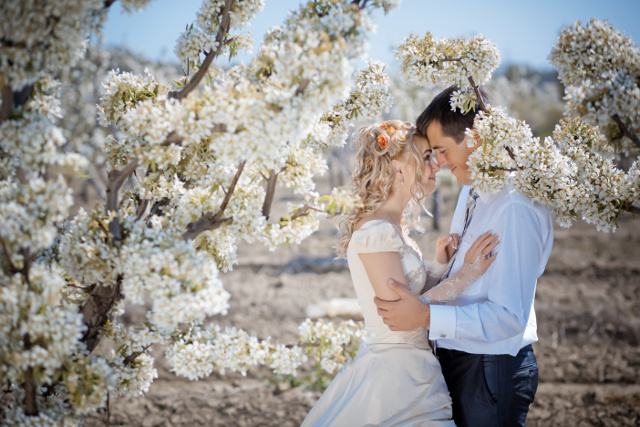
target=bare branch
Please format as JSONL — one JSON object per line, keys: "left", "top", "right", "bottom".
{"left": 286, "top": 204, "right": 323, "bottom": 222}
{"left": 23, "top": 335, "right": 38, "bottom": 416}
{"left": 295, "top": 79, "right": 311, "bottom": 96}
{"left": 123, "top": 345, "right": 151, "bottom": 365}
{"left": 261, "top": 171, "right": 279, "bottom": 219}
{"left": 0, "top": 235, "right": 17, "bottom": 274}
{"left": 182, "top": 214, "right": 233, "bottom": 241}
{"left": 611, "top": 114, "right": 640, "bottom": 149}
{"left": 168, "top": 0, "right": 236, "bottom": 100}
{"left": 0, "top": 84, "right": 12, "bottom": 122}
{"left": 182, "top": 160, "right": 246, "bottom": 240}
{"left": 80, "top": 276, "right": 124, "bottom": 354}
{"left": 468, "top": 76, "right": 487, "bottom": 111}
{"left": 161, "top": 131, "right": 185, "bottom": 146}
{"left": 217, "top": 161, "right": 246, "bottom": 214}
{"left": 105, "top": 158, "right": 140, "bottom": 213}
{"left": 135, "top": 198, "right": 149, "bottom": 221}
{"left": 438, "top": 57, "right": 463, "bottom": 63}
{"left": 105, "top": 158, "right": 139, "bottom": 243}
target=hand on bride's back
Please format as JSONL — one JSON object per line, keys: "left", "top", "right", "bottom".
{"left": 463, "top": 231, "right": 499, "bottom": 274}
{"left": 435, "top": 233, "right": 459, "bottom": 264}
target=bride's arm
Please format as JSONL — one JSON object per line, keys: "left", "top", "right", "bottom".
{"left": 359, "top": 251, "right": 408, "bottom": 301}
{"left": 421, "top": 231, "right": 499, "bottom": 304}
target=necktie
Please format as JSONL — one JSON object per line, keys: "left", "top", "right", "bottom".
{"left": 442, "top": 188, "right": 479, "bottom": 279}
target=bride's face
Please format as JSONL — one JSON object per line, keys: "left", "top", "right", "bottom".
{"left": 412, "top": 134, "right": 439, "bottom": 194}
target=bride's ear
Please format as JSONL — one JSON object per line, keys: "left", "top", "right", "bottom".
{"left": 390, "top": 159, "right": 404, "bottom": 183}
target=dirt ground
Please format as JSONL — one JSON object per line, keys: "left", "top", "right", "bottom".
{"left": 78, "top": 178, "right": 640, "bottom": 426}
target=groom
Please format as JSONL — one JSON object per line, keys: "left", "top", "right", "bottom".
{"left": 374, "top": 86, "right": 554, "bottom": 426}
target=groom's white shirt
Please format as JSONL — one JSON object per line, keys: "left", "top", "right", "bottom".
{"left": 428, "top": 182, "right": 554, "bottom": 356}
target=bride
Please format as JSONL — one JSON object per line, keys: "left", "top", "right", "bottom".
{"left": 302, "top": 120, "right": 499, "bottom": 426}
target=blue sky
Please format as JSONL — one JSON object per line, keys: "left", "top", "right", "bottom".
{"left": 102, "top": 0, "right": 640, "bottom": 72}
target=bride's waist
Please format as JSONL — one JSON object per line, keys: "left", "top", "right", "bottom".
{"left": 364, "top": 325, "right": 430, "bottom": 349}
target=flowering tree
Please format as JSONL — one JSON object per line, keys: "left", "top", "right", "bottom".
{"left": 0, "top": 0, "right": 396, "bottom": 424}
{"left": 396, "top": 20, "right": 640, "bottom": 232}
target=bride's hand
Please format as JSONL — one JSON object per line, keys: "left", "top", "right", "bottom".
{"left": 463, "top": 231, "right": 499, "bottom": 274}
{"left": 435, "top": 233, "right": 459, "bottom": 264}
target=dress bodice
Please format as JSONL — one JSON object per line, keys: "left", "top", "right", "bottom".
{"left": 347, "top": 220, "right": 430, "bottom": 349}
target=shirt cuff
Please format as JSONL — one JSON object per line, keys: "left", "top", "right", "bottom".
{"left": 428, "top": 304, "right": 456, "bottom": 340}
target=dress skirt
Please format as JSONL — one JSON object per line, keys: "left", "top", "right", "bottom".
{"left": 302, "top": 343, "right": 456, "bottom": 426}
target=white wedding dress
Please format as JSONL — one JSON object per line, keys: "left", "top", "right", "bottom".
{"left": 302, "top": 220, "right": 464, "bottom": 426}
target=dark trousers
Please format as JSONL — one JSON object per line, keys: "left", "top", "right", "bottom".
{"left": 436, "top": 344, "right": 538, "bottom": 427}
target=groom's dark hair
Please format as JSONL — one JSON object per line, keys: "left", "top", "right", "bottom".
{"left": 416, "top": 85, "right": 491, "bottom": 144}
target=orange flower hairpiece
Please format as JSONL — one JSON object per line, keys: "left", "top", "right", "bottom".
{"left": 387, "top": 126, "right": 396, "bottom": 135}
{"left": 380, "top": 123, "right": 388, "bottom": 130}
{"left": 377, "top": 134, "right": 389, "bottom": 149}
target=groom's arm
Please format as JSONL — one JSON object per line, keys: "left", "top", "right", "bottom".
{"left": 375, "top": 279, "right": 431, "bottom": 330}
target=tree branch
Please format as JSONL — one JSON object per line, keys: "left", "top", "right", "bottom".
{"left": 182, "top": 160, "right": 246, "bottom": 241}
{"left": 1, "top": 84, "right": 12, "bottom": 122}
{"left": 168, "top": 0, "right": 236, "bottom": 100}
{"left": 123, "top": 345, "right": 151, "bottom": 366}
{"left": 286, "top": 204, "right": 323, "bottom": 222}
{"left": 295, "top": 79, "right": 311, "bottom": 96}
{"left": 80, "top": 276, "right": 124, "bottom": 354}
{"left": 105, "top": 159, "right": 140, "bottom": 213}
{"left": 0, "top": 235, "right": 17, "bottom": 274}
{"left": 629, "top": 205, "right": 640, "bottom": 215}
{"left": 161, "top": 131, "right": 185, "bottom": 146}
{"left": 261, "top": 171, "right": 279, "bottom": 220}
{"left": 23, "top": 334, "right": 38, "bottom": 416}
{"left": 104, "top": 0, "right": 117, "bottom": 8}
{"left": 468, "top": 76, "right": 487, "bottom": 111}
{"left": 105, "top": 158, "right": 139, "bottom": 242}
{"left": 611, "top": 114, "right": 640, "bottom": 149}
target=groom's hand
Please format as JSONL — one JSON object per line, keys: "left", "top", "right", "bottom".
{"left": 374, "top": 279, "right": 430, "bottom": 331}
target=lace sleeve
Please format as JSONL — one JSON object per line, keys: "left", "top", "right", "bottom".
{"left": 423, "top": 259, "right": 448, "bottom": 292}
{"left": 419, "top": 259, "right": 483, "bottom": 305}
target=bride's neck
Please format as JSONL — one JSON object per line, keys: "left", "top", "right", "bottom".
{"left": 375, "top": 199, "right": 407, "bottom": 225}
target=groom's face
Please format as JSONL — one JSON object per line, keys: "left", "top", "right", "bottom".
{"left": 426, "top": 121, "right": 476, "bottom": 186}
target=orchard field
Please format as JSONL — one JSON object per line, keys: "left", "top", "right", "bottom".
{"left": 81, "top": 178, "right": 640, "bottom": 426}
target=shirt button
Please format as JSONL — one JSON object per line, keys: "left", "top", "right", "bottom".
{"left": 440, "top": 334, "right": 447, "bottom": 338}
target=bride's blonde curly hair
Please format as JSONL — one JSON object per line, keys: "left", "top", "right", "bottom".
{"left": 337, "top": 120, "right": 428, "bottom": 258}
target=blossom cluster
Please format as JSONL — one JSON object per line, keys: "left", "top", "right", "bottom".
{"left": 165, "top": 318, "right": 365, "bottom": 381}
{"left": 0, "top": 264, "right": 85, "bottom": 385}
{"left": 0, "top": 0, "right": 104, "bottom": 90}
{"left": 397, "top": 32, "right": 500, "bottom": 111}
{"left": 550, "top": 19, "right": 640, "bottom": 154}
{"left": 312, "top": 61, "right": 394, "bottom": 147}
{"left": 166, "top": 324, "right": 303, "bottom": 379}
{"left": 298, "top": 318, "right": 366, "bottom": 375}
{"left": 466, "top": 107, "right": 532, "bottom": 194}
{"left": 0, "top": 110, "right": 88, "bottom": 180}
{"left": 174, "top": 0, "right": 264, "bottom": 67}
{"left": 550, "top": 118, "right": 637, "bottom": 231}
